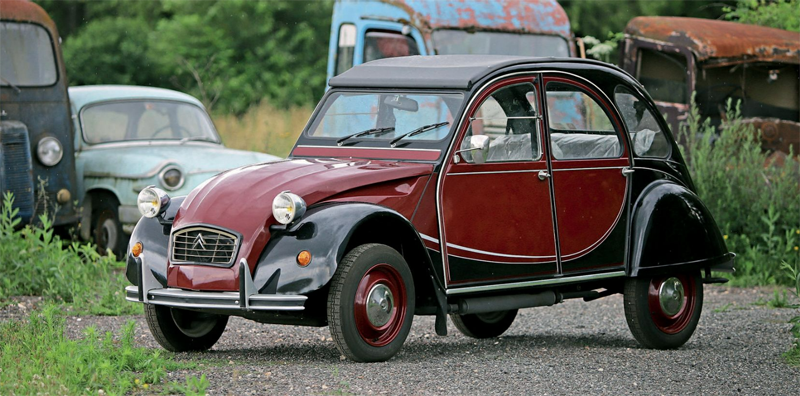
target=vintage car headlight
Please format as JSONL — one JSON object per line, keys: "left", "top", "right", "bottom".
{"left": 36, "top": 137, "right": 63, "bottom": 166}
{"left": 137, "top": 186, "right": 170, "bottom": 218}
{"left": 159, "top": 166, "right": 184, "bottom": 190}
{"left": 272, "top": 191, "right": 306, "bottom": 225}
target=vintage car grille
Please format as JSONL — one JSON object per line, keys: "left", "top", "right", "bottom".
{"left": 171, "top": 227, "right": 239, "bottom": 266}
{"left": 0, "top": 124, "right": 35, "bottom": 222}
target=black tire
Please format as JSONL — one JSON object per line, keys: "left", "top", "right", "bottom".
{"left": 450, "top": 309, "right": 518, "bottom": 339}
{"left": 327, "top": 243, "right": 415, "bottom": 362}
{"left": 91, "top": 196, "right": 126, "bottom": 258}
{"left": 145, "top": 304, "right": 228, "bottom": 352}
{"left": 623, "top": 272, "right": 703, "bottom": 349}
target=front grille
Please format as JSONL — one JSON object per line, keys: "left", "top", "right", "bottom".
{"left": 171, "top": 226, "right": 239, "bottom": 266}
{"left": 0, "top": 123, "right": 34, "bottom": 222}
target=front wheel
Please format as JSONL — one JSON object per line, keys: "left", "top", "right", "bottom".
{"left": 145, "top": 304, "right": 228, "bottom": 352}
{"left": 450, "top": 309, "right": 517, "bottom": 339}
{"left": 327, "top": 243, "right": 415, "bottom": 362}
{"left": 91, "top": 198, "right": 126, "bottom": 258}
{"left": 623, "top": 273, "right": 703, "bottom": 349}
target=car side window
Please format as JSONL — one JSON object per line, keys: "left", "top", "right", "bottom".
{"left": 545, "top": 81, "right": 621, "bottom": 160}
{"left": 363, "top": 30, "right": 420, "bottom": 63}
{"left": 614, "top": 86, "right": 670, "bottom": 158}
{"left": 460, "top": 82, "right": 540, "bottom": 163}
{"left": 334, "top": 24, "right": 356, "bottom": 76}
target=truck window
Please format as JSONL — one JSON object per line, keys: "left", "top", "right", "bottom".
{"left": 636, "top": 48, "right": 687, "bottom": 104}
{"left": 432, "top": 30, "right": 570, "bottom": 57}
{"left": 363, "top": 30, "right": 420, "bottom": 63}
{"left": 0, "top": 22, "right": 57, "bottom": 86}
{"left": 335, "top": 24, "right": 356, "bottom": 76}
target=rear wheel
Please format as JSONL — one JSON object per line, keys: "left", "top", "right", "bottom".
{"left": 145, "top": 304, "right": 228, "bottom": 352}
{"left": 450, "top": 309, "right": 517, "bottom": 339}
{"left": 624, "top": 273, "right": 703, "bottom": 349}
{"left": 327, "top": 243, "right": 415, "bottom": 362}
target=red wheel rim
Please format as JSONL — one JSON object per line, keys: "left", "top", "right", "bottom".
{"left": 647, "top": 274, "right": 696, "bottom": 334}
{"left": 353, "top": 263, "right": 407, "bottom": 347}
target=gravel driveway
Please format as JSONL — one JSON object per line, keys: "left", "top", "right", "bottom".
{"left": 46, "top": 286, "right": 800, "bottom": 394}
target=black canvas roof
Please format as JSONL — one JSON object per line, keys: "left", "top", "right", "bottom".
{"left": 329, "top": 55, "right": 543, "bottom": 90}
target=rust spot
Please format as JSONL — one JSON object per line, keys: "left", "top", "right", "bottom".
{"left": 625, "top": 17, "right": 800, "bottom": 65}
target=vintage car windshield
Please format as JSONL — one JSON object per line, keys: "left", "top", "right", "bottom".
{"left": 433, "top": 30, "right": 570, "bottom": 57}
{"left": 307, "top": 91, "right": 464, "bottom": 144}
{"left": 0, "top": 22, "right": 57, "bottom": 87}
{"left": 81, "top": 100, "right": 220, "bottom": 144}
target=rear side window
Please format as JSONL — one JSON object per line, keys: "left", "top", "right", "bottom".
{"left": 545, "top": 81, "right": 622, "bottom": 160}
{"left": 0, "top": 22, "right": 57, "bottom": 87}
{"left": 363, "top": 30, "right": 419, "bottom": 63}
{"left": 637, "top": 48, "right": 687, "bottom": 104}
{"left": 614, "top": 86, "right": 670, "bottom": 158}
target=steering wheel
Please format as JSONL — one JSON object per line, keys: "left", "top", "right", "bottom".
{"left": 152, "top": 125, "right": 192, "bottom": 139}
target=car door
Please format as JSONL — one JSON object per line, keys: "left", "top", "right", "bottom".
{"left": 543, "top": 75, "right": 631, "bottom": 275}
{"left": 440, "top": 76, "right": 558, "bottom": 287}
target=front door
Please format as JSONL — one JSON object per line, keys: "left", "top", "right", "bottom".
{"left": 543, "top": 76, "right": 631, "bottom": 275}
{"left": 440, "top": 76, "right": 558, "bottom": 287}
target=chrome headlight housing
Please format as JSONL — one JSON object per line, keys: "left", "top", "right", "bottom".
{"left": 137, "top": 186, "right": 170, "bottom": 218}
{"left": 272, "top": 191, "right": 306, "bottom": 225}
{"left": 36, "top": 136, "right": 63, "bottom": 166}
{"left": 159, "top": 166, "right": 184, "bottom": 191}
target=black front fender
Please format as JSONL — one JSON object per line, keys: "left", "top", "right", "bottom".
{"left": 629, "top": 180, "right": 734, "bottom": 277}
{"left": 124, "top": 196, "right": 185, "bottom": 287}
{"left": 252, "top": 202, "right": 432, "bottom": 296}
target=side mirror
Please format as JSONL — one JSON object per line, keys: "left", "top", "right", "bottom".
{"left": 455, "top": 135, "right": 490, "bottom": 164}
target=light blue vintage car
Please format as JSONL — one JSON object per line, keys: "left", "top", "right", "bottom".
{"left": 70, "top": 85, "right": 280, "bottom": 256}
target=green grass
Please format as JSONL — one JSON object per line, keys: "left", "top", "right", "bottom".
{"left": 0, "top": 192, "right": 140, "bottom": 315}
{"left": 0, "top": 306, "right": 199, "bottom": 395}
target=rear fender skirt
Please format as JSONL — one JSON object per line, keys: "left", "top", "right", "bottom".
{"left": 628, "top": 180, "right": 734, "bottom": 277}
{"left": 253, "top": 202, "right": 434, "bottom": 296}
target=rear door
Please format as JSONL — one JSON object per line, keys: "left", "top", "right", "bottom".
{"left": 543, "top": 75, "right": 631, "bottom": 275}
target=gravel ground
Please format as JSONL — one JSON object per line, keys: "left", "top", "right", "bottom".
{"left": 6, "top": 286, "right": 799, "bottom": 395}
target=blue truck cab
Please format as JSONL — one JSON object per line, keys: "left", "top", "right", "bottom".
{"left": 327, "top": 0, "right": 576, "bottom": 81}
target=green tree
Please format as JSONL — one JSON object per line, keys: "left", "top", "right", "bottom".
{"left": 724, "top": 0, "right": 800, "bottom": 31}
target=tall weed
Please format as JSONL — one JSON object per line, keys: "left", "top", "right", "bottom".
{"left": 0, "top": 192, "right": 139, "bottom": 315}
{"left": 213, "top": 100, "right": 313, "bottom": 157}
{"left": 678, "top": 97, "right": 800, "bottom": 286}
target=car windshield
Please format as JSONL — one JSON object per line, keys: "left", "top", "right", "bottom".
{"left": 433, "top": 30, "right": 570, "bottom": 57}
{"left": 81, "top": 100, "right": 219, "bottom": 144}
{"left": 0, "top": 22, "right": 57, "bottom": 87}
{"left": 307, "top": 92, "right": 463, "bottom": 145}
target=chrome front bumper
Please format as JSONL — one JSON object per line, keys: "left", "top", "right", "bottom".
{"left": 125, "top": 256, "right": 306, "bottom": 311}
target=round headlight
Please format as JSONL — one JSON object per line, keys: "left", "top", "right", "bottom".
{"left": 137, "top": 186, "right": 170, "bottom": 218}
{"left": 272, "top": 191, "right": 306, "bottom": 225}
{"left": 159, "top": 166, "right": 184, "bottom": 190}
{"left": 37, "top": 137, "right": 63, "bottom": 166}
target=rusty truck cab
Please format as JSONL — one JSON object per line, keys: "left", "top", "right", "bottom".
{"left": 620, "top": 16, "right": 799, "bottom": 155}
{"left": 0, "top": 0, "right": 78, "bottom": 226}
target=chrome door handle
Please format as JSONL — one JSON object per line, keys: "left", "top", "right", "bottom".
{"left": 621, "top": 167, "right": 635, "bottom": 176}
{"left": 537, "top": 170, "right": 550, "bottom": 181}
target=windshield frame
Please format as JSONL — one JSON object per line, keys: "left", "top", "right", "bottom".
{"left": 300, "top": 88, "right": 466, "bottom": 151}
{"left": 431, "top": 28, "right": 571, "bottom": 58}
{"left": 0, "top": 20, "right": 59, "bottom": 88}
{"left": 79, "top": 99, "right": 222, "bottom": 146}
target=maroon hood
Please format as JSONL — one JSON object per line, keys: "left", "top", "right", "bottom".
{"left": 172, "top": 158, "right": 433, "bottom": 265}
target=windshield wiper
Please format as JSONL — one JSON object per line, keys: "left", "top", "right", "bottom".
{"left": 389, "top": 121, "right": 450, "bottom": 147}
{"left": 0, "top": 76, "right": 21, "bottom": 94}
{"left": 336, "top": 127, "right": 395, "bottom": 146}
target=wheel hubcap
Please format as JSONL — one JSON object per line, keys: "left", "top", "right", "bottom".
{"left": 658, "top": 277, "right": 685, "bottom": 316}
{"left": 366, "top": 284, "right": 394, "bottom": 327}
{"left": 353, "top": 263, "right": 407, "bottom": 347}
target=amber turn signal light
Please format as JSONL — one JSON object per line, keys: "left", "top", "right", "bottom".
{"left": 296, "top": 250, "right": 311, "bottom": 267}
{"left": 131, "top": 242, "right": 143, "bottom": 258}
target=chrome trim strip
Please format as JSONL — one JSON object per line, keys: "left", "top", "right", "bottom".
{"left": 552, "top": 166, "right": 626, "bottom": 172}
{"left": 295, "top": 145, "right": 440, "bottom": 153}
{"left": 419, "top": 233, "right": 439, "bottom": 243}
{"left": 445, "top": 271, "right": 626, "bottom": 295}
{"left": 448, "top": 253, "right": 556, "bottom": 265}
{"left": 81, "top": 140, "right": 221, "bottom": 150}
{"left": 447, "top": 243, "right": 556, "bottom": 259}
{"left": 448, "top": 169, "right": 545, "bottom": 176}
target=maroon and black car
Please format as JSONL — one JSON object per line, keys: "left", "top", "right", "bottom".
{"left": 126, "top": 55, "right": 734, "bottom": 362}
